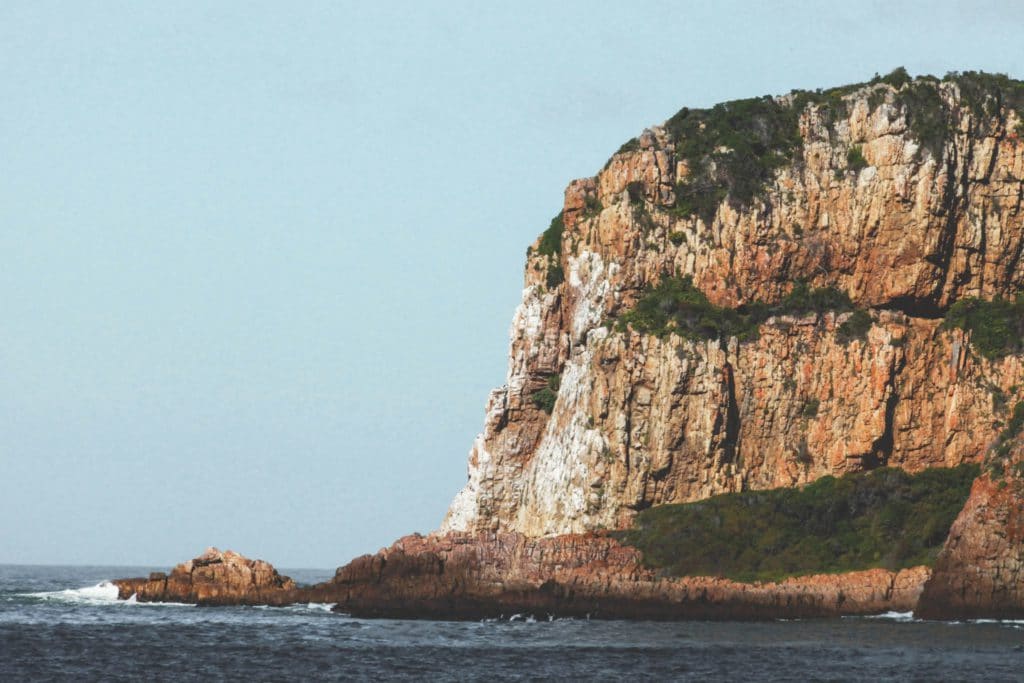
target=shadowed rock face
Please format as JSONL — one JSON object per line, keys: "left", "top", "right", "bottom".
{"left": 113, "top": 548, "right": 296, "bottom": 606}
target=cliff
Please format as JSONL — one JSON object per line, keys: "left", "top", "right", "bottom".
{"left": 115, "top": 71, "right": 1024, "bottom": 619}
{"left": 442, "top": 72, "right": 1024, "bottom": 542}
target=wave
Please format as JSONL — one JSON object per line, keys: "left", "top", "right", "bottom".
{"left": 27, "top": 581, "right": 120, "bottom": 605}
{"left": 852, "top": 611, "right": 1024, "bottom": 627}
{"left": 24, "top": 582, "right": 194, "bottom": 607}
{"left": 862, "top": 611, "right": 916, "bottom": 622}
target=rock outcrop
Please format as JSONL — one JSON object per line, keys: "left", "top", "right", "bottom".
{"left": 916, "top": 472, "right": 1024, "bottom": 619}
{"left": 114, "top": 547, "right": 296, "bottom": 606}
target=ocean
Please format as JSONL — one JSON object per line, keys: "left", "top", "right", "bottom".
{"left": 2, "top": 565, "right": 1023, "bottom": 681}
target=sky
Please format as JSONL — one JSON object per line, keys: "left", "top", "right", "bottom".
{"left": 1, "top": 1, "right": 1022, "bottom": 568}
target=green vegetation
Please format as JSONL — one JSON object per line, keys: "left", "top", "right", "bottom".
{"left": 670, "top": 181, "right": 728, "bottom": 226}
{"left": 615, "top": 464, "right": 979, "bottom": 582}
{"left": 846, "top": 145, "right": 868, "bottom": 172}
{"left": 993, "top": 401, "right": 1024, "bottom": 460}
{"left": 872, "top": 66, "right": 912, "bottom": 89}
{"left": 583, "top": 195, "right": 603, "bottom": 218}
{"left": 537, "top": 212, "right": 565, "bottom": 257}
{"left": 942, "top": 295, "right": 1024, "bottom": 359}
{"left": 665, "top": 96, "right": 802, "bottom": 221}
{"left": 530, "top": 374, "right": 561, "bottom": 414}
{"left": 890, "top": 71, "right": 1024, "bottom": 159}
{"left": 837, "top": 309, "right": 873, "bottom": 344}
{"left": 545, "top": 262, "right": 564, "bottom": 288}
{"left": 896, "top": 80, "right": 948, "bottom": 159}
{"left": 943, "top": 71, "right": 1024, "bottom": 123}
{"left": 802, "top": 399, "right": 820, "bottom": 418}
{"left": 616, "top": 277, "right": 857, "bottom": 342}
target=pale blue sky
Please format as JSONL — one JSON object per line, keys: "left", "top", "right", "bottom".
{"left": 2, "top": 1, "right": 1021, "bottom": 567}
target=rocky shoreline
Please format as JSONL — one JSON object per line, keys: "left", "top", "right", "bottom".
{"left": 115, "top": 536, "right": 927, "bottom": 620}
{"left": 112, "top": 472, "right": 1024, "bottom": 621}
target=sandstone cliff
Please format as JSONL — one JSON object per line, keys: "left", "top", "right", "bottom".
{"left": 114, "top": 72, "right": 1024, "bottom": 620}
{"left": 442, "top": 73, "right": 1024, "bottom": 538}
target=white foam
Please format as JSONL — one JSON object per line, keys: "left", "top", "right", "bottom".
{"left": 24, "top": 582, "right": 194, "bottom": 607}
{"left": 304, "top": 602, "right": 336, "bottom": 612}
{"left": 27, "top": 581, "right": 120, "bottom": 605}
{"left": 965, "top": 618, "right": 1024, "bottom": 626}
{"left": 864, "top": 611, "right": 916, "bottom": 622}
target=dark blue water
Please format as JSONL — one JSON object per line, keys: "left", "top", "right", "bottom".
{"left": 2, "top": 565, "right": 1024, "bottom": 681}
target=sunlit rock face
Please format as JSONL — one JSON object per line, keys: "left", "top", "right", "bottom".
{"left": 113, "top": 548, "right": 296, "bottom": 605}
{"left": 442, "top": 77, "right": 1024, "bottom": 537}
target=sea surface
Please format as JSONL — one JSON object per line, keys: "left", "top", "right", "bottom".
{"left": 2, "top": 565, "right": 1024, "bottom": 681}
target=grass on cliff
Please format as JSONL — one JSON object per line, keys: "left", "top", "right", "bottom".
{"left": 615, "top": 464, "right": 979, "bottom": 583}
{"left": 943, "top": 295, "right": 1024, "bottom": 360}
{"left": 615, "top": 276, "right": 860, "bottom": 343}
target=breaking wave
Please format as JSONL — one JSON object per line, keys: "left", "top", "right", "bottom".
{"left": 25, "top": 582, "right": 193, "bottom": 607}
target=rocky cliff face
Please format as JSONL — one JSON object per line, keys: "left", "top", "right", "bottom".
{"left": 917, "top": 460, "right": 1024, "bottom": 619}
{"left": 443, "top": 75, "right": 1024, "bottom": 537}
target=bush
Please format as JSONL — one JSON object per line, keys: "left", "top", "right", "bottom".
{"left": 871, "top": 67, "right": 912, "bottom": 89}
{"left": 537, "top": 212, "right": 564, "bottom": 257}
{"left": 802, "top": 399, "right": 820, "bottom": 418}
{"left": 530, "top": 375, "right": 561, "bottom": 414}
{"left": 617, "top": 277, "right": 858, "bottom": 343}
{"left": 837, "top": 309, "right": 873, "bottom": 344}
{"left": 665, "top": 96, "right": 802, "bottom": 218}
{"left": 614, "top": 464, "right": 979, "bottom": 582}
{"left": 846, "top": 145, "right": 868, "bottom": 172}
{"left": 943, "top": 296, "right": 1024, "bottom": 359}
{"left": 896, "top": 81, "right": 949, "bottom": 159}
{"left": 545, "top": 262, "right": 564, "bottom": 288}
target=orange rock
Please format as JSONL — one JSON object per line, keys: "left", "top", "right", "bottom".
{"left": 114, "top": 547, "right": 296, "bottom": 606}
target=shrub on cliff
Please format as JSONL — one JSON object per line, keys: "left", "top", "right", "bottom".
{"left": 537, "top": 212, "right": 564, "bottom": 257}
{"left": 943, "top": 295, "right": 1024, "bottom": 359}
{"left": 531, "top": 374, "right": 561, "bottom": 414}
{"left": 665, "top": 96, "right": 802, "bottom": 221}
{"left": 616, "top": 277, "right": 858, "bottom": 343}
{"left": 837, "top": 309, "right": 873, "bottom": 344}
{"left": 616, "top": 464, "right": 979, "bottom": 582}
{"left": 846, "top": 145, "right": 868, "bottom": 172}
